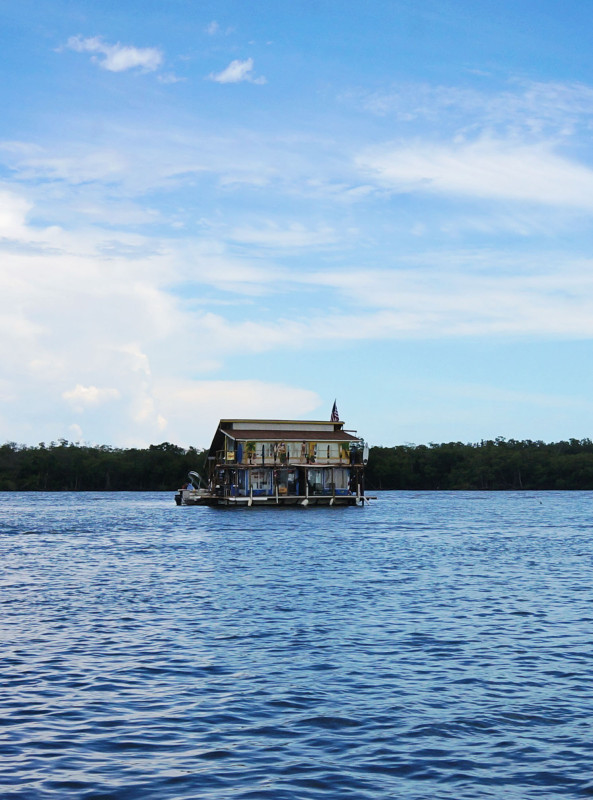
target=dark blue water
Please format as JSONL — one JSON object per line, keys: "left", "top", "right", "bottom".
{"left": 2, "top": 491, "right": 593, "bottom": 799}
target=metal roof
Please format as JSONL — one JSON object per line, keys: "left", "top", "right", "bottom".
{"left": 218, "top": 419, "right": 345, "bottom": 426}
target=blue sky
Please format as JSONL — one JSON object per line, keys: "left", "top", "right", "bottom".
{"left": 3, "top": 0, "right": 593, "bottom": 448}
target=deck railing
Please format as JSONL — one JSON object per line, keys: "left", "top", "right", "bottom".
{"left": 217, "top": 450, "right": 355, "bottom": 467}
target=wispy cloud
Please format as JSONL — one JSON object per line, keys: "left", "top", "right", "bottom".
{"left": 158, "top": 72, "right": 184, "bottom": 85}
{"left": 181, "top": 260, "right": 593, "bottom": 347}
{"left": 208, "top": 58, "right": 266, "bottom": 84}
{"left": 229, "top": 222, "right": 337, "bottom": 249}
{"left": 14, "top": 148, "right": 130, "bottom": 185}
{"left": 4, "top": 177, "right": 593, "bottom": 446}
{"left": 205, "top": 20, "right": 235, "bottom": 37}
{"left": 65, "top": 35, "right": 163, "bottom": 73}
{"left": 347, "top": 80, "right": 593, "bottom": 138}
{"left": 357, "top": 137, "right": 593, "bottom": 209}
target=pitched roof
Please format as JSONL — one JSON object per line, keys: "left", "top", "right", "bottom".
{"left": 220, "top": 428, "right": 360, "bottom": 442}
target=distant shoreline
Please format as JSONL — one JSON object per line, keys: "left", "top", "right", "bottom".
{"left": 2, "top": 438, "right": 593, "bottom": 492}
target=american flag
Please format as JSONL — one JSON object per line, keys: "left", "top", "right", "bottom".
{"left": 330, "top": 400, "right": 339, "bottom": 421}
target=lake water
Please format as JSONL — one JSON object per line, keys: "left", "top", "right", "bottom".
{"left": 2, "top": 491, "right": 593, "bottom": 799}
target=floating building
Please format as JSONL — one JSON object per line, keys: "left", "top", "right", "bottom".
{"left": 175, "top": 417, "right": 369, "bottom": 506}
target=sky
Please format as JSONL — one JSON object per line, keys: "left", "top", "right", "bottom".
{"left": 3, "top": 0, "right": 593, "bottom": 449}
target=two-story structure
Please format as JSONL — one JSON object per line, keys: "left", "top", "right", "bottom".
{"left": 176, "top": 418, "right": 369, "bottom": 506}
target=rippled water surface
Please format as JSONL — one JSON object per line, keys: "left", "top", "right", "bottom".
{"left": 2, "top": 491, "right": 593, "bottom": 799}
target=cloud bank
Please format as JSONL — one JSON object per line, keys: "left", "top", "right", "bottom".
{"left": 7, "top": 29, "right": 593, "bottom": 447}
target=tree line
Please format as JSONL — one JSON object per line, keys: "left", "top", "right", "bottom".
{"left": 0, "top": 440, "right": 208, "bottom": 491}
{"left": 365, "top": 437, "right": 593, "bottom": 490}
{"left": 2, "top": 437, "right": 593, "bottom": 491}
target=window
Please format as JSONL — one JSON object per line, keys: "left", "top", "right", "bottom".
{"left": 250, "top": 469, "right": 271, "bottom": 494}
{"left": 307, "top": 468, "right": 324, "bottom": 495}
{"left": 333, "top": 468, "right": 350, "bottom": 490}
{"left": 276, "top": 469, "right": 297, "bottom": 494}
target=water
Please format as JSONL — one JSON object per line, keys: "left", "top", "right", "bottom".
{"left": 2, "top": 491, "right": 593, "bottom": 800}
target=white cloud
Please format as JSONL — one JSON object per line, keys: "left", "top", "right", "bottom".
{"left": 68, "top": 423, "right": 83, "bottom": 440}
{"left": 0, "top": 187, "right": 32, "bottom": 237}
{"left": 4, "top": 192, "right": 593, "bottom": 448}
{"left": 153, "top": 379, "right": 320, "bottom": 446}
{"left": 117, "top": 343, "right": 152, "bottom": 375}
{"left": 357, "top": 138, "right": 593, "bottom": 209}
{"left": 62, "top": 384, "right": 121, "bottom": 410}
{"left": 0, "top": 200, "right": 319, "bottom": 446}
{"left": 6, "top": 68, "right": 593, "bottom": 448}
{"left": 208, "top": 58, "right": 266, "bottom": 84}
{"left": 65, "top": 35, "right": 163, "bottom": 73}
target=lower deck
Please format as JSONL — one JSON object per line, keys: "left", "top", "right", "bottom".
{"left": 175, "top": 490, "right": 367, "bottom": 506}
{"left": 175, "top": 461, "right": 368, "bottom": 507}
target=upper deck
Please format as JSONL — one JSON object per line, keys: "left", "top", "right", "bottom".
{"left": 208, "top": 418, "right": 362, "bottom": 467}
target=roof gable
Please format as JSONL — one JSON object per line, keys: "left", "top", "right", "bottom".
{"left": 207, "top": 418, "right": 360, "bottom": 455}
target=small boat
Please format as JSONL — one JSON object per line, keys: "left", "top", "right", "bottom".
{"left": 175, "top": 416, "right": 370, "bottom": 507}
